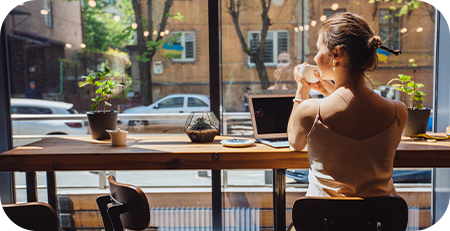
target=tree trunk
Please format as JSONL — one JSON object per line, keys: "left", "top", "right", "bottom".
{"left": 253, "top": 57, "right": 270, "bottom": 89}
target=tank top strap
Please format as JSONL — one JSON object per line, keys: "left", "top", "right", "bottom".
{"left": 307, "top": 99, "right": 322, "bottom": 137}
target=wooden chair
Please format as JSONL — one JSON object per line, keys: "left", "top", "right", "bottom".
{"left": 97, "top": 175, "right": 151, "bottom": 231}
{"left": 289, "top": 195, "right": 408, "bottom": 231}
{"left": 2, "top": 202, "right": 59, "bottom": 231}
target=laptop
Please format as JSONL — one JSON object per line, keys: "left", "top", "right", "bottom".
{"left": 248, "top": 93, "right": 295, "bottom": 148}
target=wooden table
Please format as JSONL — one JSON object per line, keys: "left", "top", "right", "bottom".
{"left": 1, "top": 134, "right": 450, "bottom": 231}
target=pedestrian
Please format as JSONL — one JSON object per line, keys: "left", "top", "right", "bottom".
{"left": 243, "top": 87, "right": 252, "bottom": 112}
{"left": 25, "top": 81, "right": 43, "bottom": 99}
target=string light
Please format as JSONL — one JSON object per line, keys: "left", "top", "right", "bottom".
{"left": 143, "top": 31, "right": 149, "bottom": 37}
{"left": 153, "top": 30, "right": 158, "bottom": 35}
{"left": 40, "top": 9, "right": 48, "bottom": 15}
{"left": 160, "top": 31, "right": 165, "bottom": 37}
{"left": 331, "top": 3, "right": 339, "bottom": 11}
{"left": 131, "top": 23, "right": 138, "bottom": 29}
{"left": 164, "top": 29, "right": 170, "bottom": 35}
{"left": 80, "top": 43, "right": 86, "bottom": 49}
{"left": 304, "top": 25, "right": 310, "bottom": 31}
{"left": 114, "top": 15, "right": 120, "bottom": 22}
{"left": 311, "top": 20, "right": 317, "bottom": 27}
{"left": 400, "top": 28, "right": 408, "bottom": 33}
{"left": 65, "top": 43, "right": 72, "bottom": 48}
{"left": 416, "top": 27, "right": 423, "bottom": 33}
{"left": 88, "top": 0, "right": 96, "bottom": 7}
{"left": 294, "top": 27, "right": 299, "bottom": 33}
{"left": 18, "top": 3, "right": 24, "bottom": 6}
{"left": 299, "top": 26, "right": 304, "bottom": 32}
{"left": 320, "top": 15, "right": 327, "bottom": 22}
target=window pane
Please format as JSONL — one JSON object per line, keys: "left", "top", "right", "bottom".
{"left": 188, "top": 97, "right": 208, "bottom": 107}
{"left": 158, "top": 97, "right": 184, "bottom": 108}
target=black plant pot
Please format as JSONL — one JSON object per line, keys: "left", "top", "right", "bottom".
{"left": 402, "top": 108, "right": 431, "bottom": 137}
{"left": 87, "top": 111, "right": 118, "bottom": 140}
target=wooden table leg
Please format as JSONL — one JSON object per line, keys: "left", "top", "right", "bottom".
{"left": 25, "top": 171, "right": 37, "bottom": 202}
{"left": 273, "top": 169, "right": 286, "bottom": 231}
{"left": 46, "top": 171, "right": 57, "bottom": 211}
{"left": 212, "top": 170, "right": 222, "bottom": 231}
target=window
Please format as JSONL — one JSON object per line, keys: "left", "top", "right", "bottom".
{"left": 379, "top": 9, "right": 401, "bottom": 51}
{"left": 43, "top": 1, "right": 52, "bottom": 28}
{"left": 188, "top": 97, "right": 208, "bottom": 107}
{"left": 12, "top": 107, "right": 52, "bottom": 114}
{"left": 171, "top": 31, "right": 195, "bottom": 62}
{"left": 157, "top": 97, "right": 184, "bottom": 108}
{"left": 248, "top": 30, "right": 289, "bottom": 66}
{"left": 324, "top": 9, "right": 346, "bottom": 19}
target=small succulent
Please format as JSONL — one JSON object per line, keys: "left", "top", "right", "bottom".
{"left": 192, "top": 117, "right": 212, "bottom": 130}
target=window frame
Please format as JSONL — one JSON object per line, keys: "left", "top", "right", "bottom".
{"left": 379, "top": 9, "right": 401, "bottom": 51}
{"left": 43, "top": 0, "right": 53, "bottom": 28}
{"left": 171, "top": 31, "right": 196, "bottom": 63}
{"left": 247, "top": 30, "right": 289, "bottom": 67}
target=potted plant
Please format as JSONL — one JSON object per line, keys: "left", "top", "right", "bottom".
{"left": 79, "top": 68, "right": 123, "bottom": 140}
{"left": 184, "top": 111, "right": 219, "bottom": 142}
{"left": 388, "top": 69, "right": 430, "bottom": 137}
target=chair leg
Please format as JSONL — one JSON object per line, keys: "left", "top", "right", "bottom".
{"left": 96, "top": 195, "right": 113, "bottom": 231}
{"left": 108, "top": 203, "right": 125, "bottom": 231}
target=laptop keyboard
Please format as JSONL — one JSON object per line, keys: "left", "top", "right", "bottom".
{"left": 263, "top": 137, "right": 288, "bottom": 142}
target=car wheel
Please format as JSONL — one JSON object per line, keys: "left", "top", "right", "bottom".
{"left": 130, "top": 120, "right": 147, "bottom": 132}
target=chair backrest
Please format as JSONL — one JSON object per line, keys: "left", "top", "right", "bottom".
{"left": 291, "top": 196, "right": 408, "bottom": 231}
{"left": 108, "top": 175, "right": 150, "bottom": 230}
{"left": 2, "top": 202, "right": 59, "bottom": 231}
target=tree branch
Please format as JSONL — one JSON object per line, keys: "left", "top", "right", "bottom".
{"left": 229, "top": 0, "right": 254, "bottom": 56}
{"left": 156, "top": 0, "right": 175, "bottom": 42}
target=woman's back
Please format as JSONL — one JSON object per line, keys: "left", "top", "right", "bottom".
{"left": 305, "top": 88, "right": 405, "bottom": 197}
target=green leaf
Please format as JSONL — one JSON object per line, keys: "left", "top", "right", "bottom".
{"left": 409, "top": 58, "right": 415, "bottom": 63}
{"left": 412, "top": 63, "right": 418, "bottom": 67}
{"left": 416, "top": 103, "right": 423, "bottom": 110}
{"left": 391, "top": 84, "right": 402, "bottom": 88}
{"left": 79, "top": 82, "right": 90, "bottom": 88}
{"left": 416, "top": 83, "right": 424, "bottom": 88}
{"left": 387, "top": 78, "right": 401, "bottom": 85}
{"left": 104, "top": 101, "right": 112, "bottom": 107}
{"left": 91, "top": 102, "right": 98, "bottom": 112}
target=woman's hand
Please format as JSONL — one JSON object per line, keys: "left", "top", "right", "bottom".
{"left": 309, "top": 71, "right": 336, "bottom": 97}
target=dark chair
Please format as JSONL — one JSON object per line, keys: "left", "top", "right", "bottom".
{"left": 289, "top": 195, "right": 408, "bottom": 231}
{"left": 97, "top": 175, "right": 151, "bottom": 231}
{"left": 2, "top": 202, "right": 59, "bottom": 231}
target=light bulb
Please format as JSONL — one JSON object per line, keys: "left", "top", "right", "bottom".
{"left": 131, "top": 23, "right": 138, "bottom": 29}
{"left": 88, "top": 0, "right": 96, "bottom": 7}
{"left": 65, "top": 43, "right": 72, "bottom": 48}
{"left": 18, "top": 3, "right": 24, "bottom": 6}
{"left": 40, "top": 9, "right": 48, "bottom": 15}
{"left": 165, "top": 29, "right": 169, "bottom": 35}
{"left": 416, "top": 27, "right": 423, "bottom": 33}
{"left": 331, "top": 3, "right": 339, "bottom": 11}
{"left": 311, "top": 20, "right": 317, "bottom": 27}
{"left": 80, "top": 43, "right": 86, "bottom": 49}
{"left": 160, "top": 31, "right": 165, "bottom": 37}
{"left": 320, "top": 15, "right": 327, "bottom": 22}
{"left": 153, "top": 30, "right": 158, "bottom": 35}
{"left": 299, "top": 26, "right": 304, "bottom": 32}
{"left": 304, "top": 25, "right": 310, "bottom": 31}
{"left": 114, "top": 15, "right": 120, "bottom": 22}
{"left": 143, "top": 31, "right": 149, "bottom": 37}
{"left": 400, "top": 28, "right": 407, "bottom": 33}
{"left": 294, "top": 27, "right": 299, "bottom": 33}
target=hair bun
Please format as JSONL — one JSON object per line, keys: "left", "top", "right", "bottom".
{"left": 368, "top": 35, "right": 383, "bottom": 49}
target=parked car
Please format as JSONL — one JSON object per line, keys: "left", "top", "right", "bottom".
{"left": 120, "top": 94, "right": 210, "bottom": 130}
{"left": 11, "top": 98, "right": 89, "bottom": 136}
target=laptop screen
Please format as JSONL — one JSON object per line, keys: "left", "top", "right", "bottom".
{"left": 250, "top": 94, "right": 294, "bottom": 136}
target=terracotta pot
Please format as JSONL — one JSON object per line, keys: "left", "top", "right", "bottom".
{"left": 402, "top": 108, "right": 431, "bottom": 137}
{"left": 87, "top": 111, "right": 118, "bottom": 140}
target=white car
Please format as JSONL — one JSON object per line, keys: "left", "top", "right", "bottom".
{"left": 121, "top": 94, "right": 210, "bottom": 129}
{"left": 11, "top": 98, "right": 89, "bottom": 136}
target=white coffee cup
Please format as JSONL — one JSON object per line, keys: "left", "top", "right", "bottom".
{"left": 298, "top": 65, "right": 321, "bottom": 83}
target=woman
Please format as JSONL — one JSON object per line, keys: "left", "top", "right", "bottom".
{"left": 288, "top": 12, "right": 408, "bottom": 198}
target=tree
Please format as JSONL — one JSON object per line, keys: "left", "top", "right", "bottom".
{"left": 228, "top": 0, "right": 271, "bottom": 90}
{"left": 132, "top": 0, "right": 175, "bottom": 106}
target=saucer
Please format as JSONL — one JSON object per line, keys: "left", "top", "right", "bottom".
{"left": 221, "top": 139, "right": 255, "bottom": 147}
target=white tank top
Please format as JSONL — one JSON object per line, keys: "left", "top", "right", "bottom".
{"left": 305, "top": 100, "right": 402, "bottom": 197}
